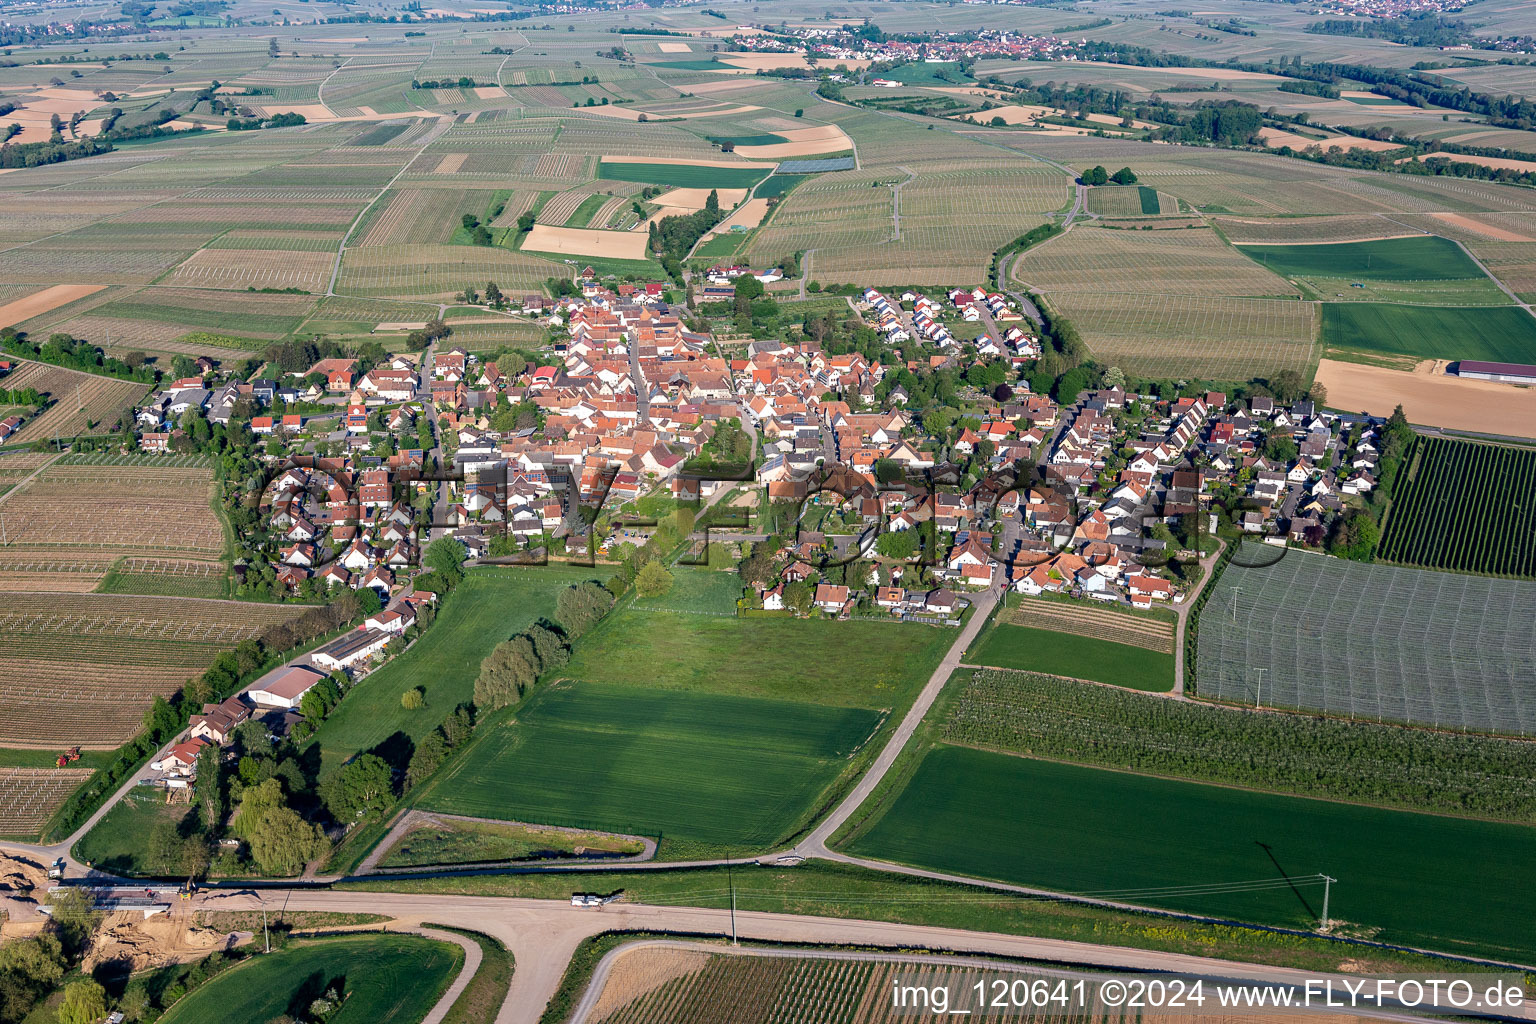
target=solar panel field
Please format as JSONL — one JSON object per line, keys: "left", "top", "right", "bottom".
{"left": 1195, "top": 550, "right": 1536, "bottom": 734}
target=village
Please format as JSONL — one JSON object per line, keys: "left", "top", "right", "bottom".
{"left": 117, "top": 269, "right": 1381, "bottom": 646}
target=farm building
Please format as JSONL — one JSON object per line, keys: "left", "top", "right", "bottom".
{"left": 1453, "top": 360, "right": 1536, "bottom": 384}
{"left": 248, "top": 666, "right": 325, "bottom": 709}
{"left": 151, "top": 737, "right": 210, "bottom": 776}
{"left": 310, "top": 628, "right": 392, "bottom": 671}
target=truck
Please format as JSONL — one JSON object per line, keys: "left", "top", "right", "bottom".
{"left": 570, "top": 892, "right": 619, "bottom": 908}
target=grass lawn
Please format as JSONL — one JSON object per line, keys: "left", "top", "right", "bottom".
{"left": 415, "top": 681, "right": 883, "bottom": 848}
{"left": 1239, "top": 236, "right": 1485, "bottom": 281}
{"left": 1322, "top": 303, "right": 1536, "bottom": 363}
{"left": 73, "top": 789, "right": 185, "bottom": 875}
{"left": 158, "top": 933, "right": 461, "bottom": 1024}
{"left": 629, "top": 566, "right": 742, "bottom": 614}
{"left": 308, "top": 566, "right": 601, "bottom": 775}
{"left": 378, "top": 816, "right": 643, "bottom": 868}
{"left": 597, "top": 161, "right": 770, "bottom": 190}
{"left": 565, "top": 193, "right": 610, "bottom": 227}
{"left": 562, "top": 609, "right": 953, "bottom": 708}
{"left": 967, "top": 622, "right": 1173, "bottom": 691}
{"left": 844, "top": 748, "right": 1536, "bottom": 963}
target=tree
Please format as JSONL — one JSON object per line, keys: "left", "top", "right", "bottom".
{"left": 516, "top": 211, "right": 535, "bottom": 233}
{"left": 45, "top": 888, "right": 99, "bottom": 956}
{"left": 876, "top": 530, "right": 918, "bottom": 560}
{"left": 784, "top": 580, "right": 814, "bottom": 615}
{"left": 401, "top": 686, "right": 425, "bottom": 709}
{"left": 322, "top": 754, "right": 394, "bottom": 821}
{"left": 1307, "top": 380, "right": 1329, "bottom": 407}
{"left": 525, "top": 623, "right": 569, "bottom": 671}
{"left": 0, "top": 934, "right": 64, "bottom": 1024}
{"left": 250, "top": 804, "right": 328, "bottom": 875}
{"left": 635, "top": 560, "right": 673, "bottom": 598}
{"left": 720, "top": 139, "right": 735, "bottom": 153}
{"left": 1083, "top": 165, "right": 1109, "bottom": 186}
{"left": 1269, "top": 369, "right": 1306, "bottom": 404}
{"left": 56, "top": 979, "right": 107, "bottom": 1024}
{"left": 1110, "top": 166, "right": 1138, "bottom": 184}
{"left": 424, "top": 537, "right": 467, "bottom": 588}
{"left": 1103, "top": 365, "right": 1126, "bottom": 389}
{"left": 193, "top": 742, "right": 223, "bottom": 829}
{"left": 484, "top": 281, "right": 503, "bottom": 308}
{"left": 475, "top": 636, "right": 539, "bottom": 710}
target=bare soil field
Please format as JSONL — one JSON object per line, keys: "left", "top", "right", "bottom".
{"left": 735, "top": 125, "right": 854, "bottom": 159}
{"left": 1428, "top": 213, "right": 1536, "bottom": 243}
{"left": 651, "top": 187, "right": 748, "bottom": 211}
{"left": 1405, "top": 153, "right": 1536, "bottom": 174}
{"left": 520, "top": 224, "right": 652, "bottom": 261}
{"left": 1256, "top": 128, "right": 1406, "bottom": 154}
{"left": 709, "top": 198, "right": 770, "bottom": 234}
{"left": 1315, "top": 357, "right": 1536, "bottom": 438}
{"left": 0, "top": 285, "right": 107, "bottom": 329}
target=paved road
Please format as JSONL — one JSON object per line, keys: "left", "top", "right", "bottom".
{"left": 194, "top": 889, "right": 1528, "bottom": 1024}
{"left": 796, "top": 583, "right": 1001, "bottom": 856}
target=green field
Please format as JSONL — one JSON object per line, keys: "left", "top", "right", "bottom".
{"left": 379, "top": 817, "right": 643, "bottom": 868}
{"left": 561, "top": 609, "right": 953, "bottom": 707}
{"left": 1239, "top": 236, "right": 1485, "bottom": 281}
{"left": 707, "top": 133, "right": 789, "bottom": 147}
{"left": 968, "top": 622, "right": 1174, "bottom": 691}
{"left": 845, "top": 748, "right": 1536, "bottom": 962}
{"left": 417, "top": 681, "right": 882, "bottom": 847}
{"left": 628, "top": 566, "right": 742, "bottom": 614}
{"left": 308, "top": 566, "right": 601, "bottom": 773}
{"left": 1322, "top": 303, "right": 1536, "bottom": 363}
{"left": 565, "top": 193, "right": 610, "bottom": 228}
{"left": 73, "top": 790, "right": 184, "bottom": 876}
{"left": 882, "top": 61, "right": 974, "bottom": 86}
{"left": 158, "top": 933, "right": 461, "bottom": 1024}
{"left": 1138, "top": 185, "right": 1161, "bottom": 214}
{"left": 598, "top": 161, "right": 771, "bottom": 190}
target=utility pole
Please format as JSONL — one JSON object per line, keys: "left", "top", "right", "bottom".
{"left": 1320, "top": 874, "right": 1335, "bottom": 931}
{"left": 726, "top": 855, "right": 737, "bottom": 946}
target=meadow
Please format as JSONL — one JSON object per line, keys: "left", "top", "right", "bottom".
{"left": 157, "top": 933, "right": 461, "bottom": 1024}
{"left": 1378, "top": 435, "right": 1536, "bottom": 577}
{"left": 1321, "top": 303, "right": 1536, "bottom": 364}
{"left": 560, "top": 609, "right": 953, "bottom": 708}
{"left": 1195, "top": 550, "right": 1536, "bottom": 734}
{"left": 418, "top": 680, "right": 883, "bottom": 849}
{"left": 844, "top": 748, "right": 1536, "bottom": 963}
{"left": 967, "top": 622, "right": 1174, "bottom": 692}
{"left": 1237, "top": 236, "right": 1488, "bottom": 281}
{"left": 309, "top": 565, "right": 601, "bottom": 774}
{"left": 598, "top": 161, "right": 771, "bottom": 190}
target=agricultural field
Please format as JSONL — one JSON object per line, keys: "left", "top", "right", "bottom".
{"left": 1378, "top": 435, "right": 1536, "bottom": 577}
{"left": 337, "top": 244, "right": 560, "bottom": 301}
{"left": 598, "top": 160, "right": 772, "bottom": 190}
{"left": 967, "top": 614, "right": 1174, "bottom": 692}
{"left": 158, "top": 933, "right": 462, "bottom": 1024}
{"left": 560, "top": 610, "right": 953, "bottom": 707}
{"left": 0, "top": 594, "right": 305, "bottom": 747}
{"left": 0, "top": 457, "right": 224, "bottom": 558}
{"left": 0, "top": 361, "right": 146, "bottom": 444}
{"left": 1039, "top": 290, "right": 1319, "bottom": 381}
{"left": 942, "top": 669, "right": 1536, "bottom": 822}
{"left": 1085, "top": 185, "right": 1168, "bottom": 217}
{"left": 1321, "top": 303, "right": 1536, "bottom": 365}
{"left": 1236, "top": 236, "right": 1510, "bottom": 305}
{"left": 0, "top": 767, "right": 95, "bottom": 838}
{"left": 97, "top": 556, "right": 230, "bottom": 599}
{"left": 1016, "top": 226, "right": 1298, "bottom": 298}
{"left": 1195, "top": 549, "right": 1536, "bottom": 734}
{"left": 417, "top": 680, "right": 883, "bottom": 849}
{"left": 843, "top": 749, "right": 1536, "bottom": 962}
{"left": 589, "top": 943, "right": 1132, "bottom": 1024}
{"left": 308, "top": 566, "right": 602, "bottom": 774}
